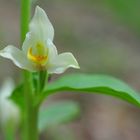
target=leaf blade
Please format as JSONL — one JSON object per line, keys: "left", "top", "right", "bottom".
{"left": 43, "top": 74, "right": 140, "bottom": 107}
{"left": 39, "top": 101, "right": 80, "bottom": 132}
{"left": 9, "top": 84, "right": 24, "bottom": 110}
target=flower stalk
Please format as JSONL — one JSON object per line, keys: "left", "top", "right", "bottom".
{"left": 21, "top": 0, "right": 30, "bottom": 42}
{"left": 21, "top": 0, "right": 39, "bottom": 140}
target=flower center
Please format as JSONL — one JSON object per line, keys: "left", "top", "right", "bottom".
{"left": 27, "top": 42, "right": 48, "bottom": 65}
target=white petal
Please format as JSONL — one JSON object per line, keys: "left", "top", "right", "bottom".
{"left": 48, "top": 52, "right": 80, "bottom": 74}
{"left": 22, "top": 6, "right": 54, "bottom": 53}
{"left": 22, "top": 32, "right": 37, "bottom": 53}
{"left": 31, "top": 6, "right": 54, "bottom": 40}
{"left": 0, "top": 45, "right": 36, "bottom": 72}
{"left": 47, "top": 39, "right": 58, "bottom": 60}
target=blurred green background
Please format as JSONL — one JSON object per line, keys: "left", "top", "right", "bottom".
{"left": 1, "top": 0, "right": 140, "bottom": 140}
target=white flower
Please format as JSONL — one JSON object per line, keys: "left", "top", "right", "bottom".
{"left": 0, "top": 6, "right": 79, "bottom": 73}
{"left": 0, "top": 78, "right": 20, "bottom": 126}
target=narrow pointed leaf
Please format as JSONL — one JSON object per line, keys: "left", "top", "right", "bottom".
{"left": 10, "top": 84, "right": 24, "bottom": 110}
{"left": 42, "top": 74, "right": 140, "bottom": 107}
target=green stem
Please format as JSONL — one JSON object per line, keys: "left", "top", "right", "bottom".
{"left": 23, "top": 72, "right": 39, "bottom": 140}
{"left": 38, "top": 71, "right": 47, "bottom": 92}
{"left": 20, "top": 0, "right": 39, "bottom": 140}
{"left": 21, "top": 0, "right": 30, "bottom": 42}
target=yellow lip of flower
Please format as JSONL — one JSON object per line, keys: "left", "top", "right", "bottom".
{"left": 27, "top": 47, "right": 48, "bottom": 65}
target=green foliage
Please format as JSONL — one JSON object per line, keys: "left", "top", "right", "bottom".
{"left": 38, "top": 101, "right": 80, "bottom": 132}
{"left": 10, "top": 74, "right": 140, "bottom": 111}
{"left": 42, "top": 73, "right": 140, "bottom": 107}
{"left": 10, "top": 74, "right": 140, "bottom": 108}
{"left": 10, "top": 84, "right": 24, "bottom": 109}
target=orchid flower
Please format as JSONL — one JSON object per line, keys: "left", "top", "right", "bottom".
{"left": 0, "top": 78, "right": 19, "bottom": 126}
{"left": 0, "top": 6, "right": 79, "bottom": 74}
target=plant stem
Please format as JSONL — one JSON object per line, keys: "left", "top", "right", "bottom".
{"left": 21, "top": 0, "right": 30, "bottom": 42}
{"left": 20, "top": 0, "right": 39, "bottom": 140}
{"left": 22, "top": 71, "right": 39, "bottom": 140}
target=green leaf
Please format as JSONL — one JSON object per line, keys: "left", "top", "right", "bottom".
{"left": 38, "top": 101, "right": 80, "bottom": 132}
{"left": 42, "top": 74, "right": 140, "bottom": 107}
{"left": 10, "top": 84, "right": 24, "bottom": 109}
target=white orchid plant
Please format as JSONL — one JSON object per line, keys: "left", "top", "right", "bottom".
{"left": 0, "top": 1, "right": 140, "bottom": 140}
{"left": 0, "top": 5, "right": 80, "bottom": 140}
